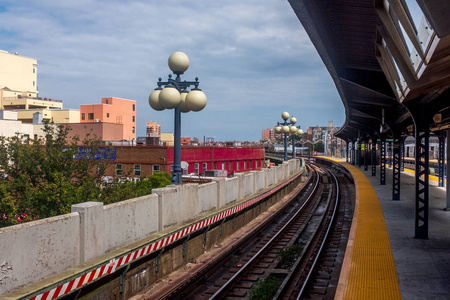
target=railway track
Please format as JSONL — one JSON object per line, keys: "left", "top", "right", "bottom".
{"left": 141, "top": 162, "right": 354, "bottom": 300}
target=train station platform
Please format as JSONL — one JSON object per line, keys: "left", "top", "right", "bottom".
{"left": 335, "top": 159, "right": 450, "bottom": 299}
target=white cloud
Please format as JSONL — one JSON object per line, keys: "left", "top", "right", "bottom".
{"left": 0, "top": 0, "right": 344, "bottom": 141}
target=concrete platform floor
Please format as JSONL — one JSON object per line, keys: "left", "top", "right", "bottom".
{"left": 356, "top": 164, "right": 450, "bottom": 300}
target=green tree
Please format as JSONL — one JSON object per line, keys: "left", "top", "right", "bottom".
{"left": 0, "top": 123, "right": 109, "bottom": 221}
{"left": 0, "top": 123, "right": 172, "bottom": 227}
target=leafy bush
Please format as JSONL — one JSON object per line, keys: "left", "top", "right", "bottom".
{"left": 0, "top": 124, "right": 171, "bottom": 227}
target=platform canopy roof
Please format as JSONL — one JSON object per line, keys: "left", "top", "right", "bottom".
{"left": 288, "top": 0, "right": 450, "bottom": 141}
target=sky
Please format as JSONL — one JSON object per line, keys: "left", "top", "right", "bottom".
{"left": 0, "top": 0, "right": 345, "bottom": 142}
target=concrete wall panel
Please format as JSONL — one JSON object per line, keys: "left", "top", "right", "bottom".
{"left": 198, "top": 182, "right": 217, "bottom": 213}
{"left": 153, "top": 184, "right": 199, "bottom": 229}
{"left": 252, "top": 170, "right": 265, "bottom": 192}
{"left": 103, "top": 194, "right": 159, "bottom": 252}
{"left": 0, "top": 213, "right": 80, "bottom": 295}
{"left": 214, "top": 177, "right": 238, "bottom": 207}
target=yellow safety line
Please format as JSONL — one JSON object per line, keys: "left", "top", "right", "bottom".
{"left": 337, "top": 163, "right": 401, "bottom": 299}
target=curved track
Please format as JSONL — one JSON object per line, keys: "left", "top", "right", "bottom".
{"left": 139, "top": 162, "right": 354, "bottom": 300}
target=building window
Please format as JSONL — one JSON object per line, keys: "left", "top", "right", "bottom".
{"left": 134, "top": 164, "right": 141, "bottom": 176}
{"left": 34, "top": 134, "right": 38, "bottom": 140}
{"left": 195, "top": 163, "right": 199, "bottom": 174}
{"left": 244, "top": 160, "right": 247, "bottom": 169}
{"left": 133, "top": 104, "right": 136, "bottom": 111}
{"left": 132, "top": 126, "right": 135, "bottom": 133}
{"left": 255, "top": 160, "right": 258, "bottom": 168}
{"left": 153, "top": 164, "right": 160, "bottom": 172}
{"left": 81, "top": 113, "right": 85, "bottom": 120}
{"left": 213, "top": 162, "right": 217, "bottom": 169}
{"left": 229, "top": 161, "right": 232, "bottom": 170}
{"left": 183, "top": 168, "right": 188, "bottom": 175}
{"left": 88, "top": 113, "right": 94, "bottom": 120}
{"left": 203, "top": 162, "right": 207, "bottom": 172}
{"left": 250, "top": 160, "right": 253, "bottom": 169}
{"left": 132, "top": 116, "right": 135, "bottom": 122}
{"left": 115, "top": 163, "right": 123, "bottom": 176}
{"left": 33, "top": 68, "right": 35, "bottom": 74}
{"left": 236, "top": 161, "right": 240, "bottom": 170}
{"left": 107, "top": 113, "right": 109, "bottom": 118}
{"left": 222, "top": 162, "right": 225, "bottom": 170}
{"left": 33, "top": 81, "right": 35, "bottom": 87}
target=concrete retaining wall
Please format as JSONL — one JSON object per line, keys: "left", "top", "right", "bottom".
{"left": 0, "top": 214, "right": 80, "bottom": 294}
{"left": 103, "top": 195, "right": 159, "bottom": 255}
{"left": 0, "top": 159, "right": 300, "bottom": 296}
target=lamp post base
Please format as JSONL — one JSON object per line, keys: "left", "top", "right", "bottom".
{"left": 172, "top": 172, "right": 182, "bottom": 185}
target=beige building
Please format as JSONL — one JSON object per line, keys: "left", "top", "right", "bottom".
{"left": 16, "top": 109, "right": 80, "bottom": 124}
{"left": 160, "top": 132, "right": 174, "bottom": 146}
{"left": 0, "top": 50, "right": 37, "bottom": 96}
{"left": 0, "top": 50, "right": 63, "bottom": 111}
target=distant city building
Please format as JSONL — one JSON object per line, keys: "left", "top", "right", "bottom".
{"left": 161, "top": 132, "right": 174, "bottom": 146}
{"left": 15, "top": 108, "right": 80, "bottom": 124}
{"left": 0, "top": 110, "right": 46, "bottom": 140}
{"left": 0, "top": 50, "right": 63, "bottom": 111}
{"left": 64, "top": 122, "right": 125, "bottom": 144}
{"left": 103, "top": 146, "right": 265, "bottom": 178}
{"left": 262, "top": 128, "right": 274, "bottom": 141}
{"left": 181, "top": 137, "right": 191, "bottom": 145}
{"left": 0, "top": 50, "right": 37, "bottom": 98}
{"left": 80, "top": 97, "right": 137, "bottom": 141}
{"left": 146, "top": 120, "right": 161, "bottom": 137}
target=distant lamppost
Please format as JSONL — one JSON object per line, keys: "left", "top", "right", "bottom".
{"left": 292, "top": 127, "right": 304, "bottom": 158}
{"left": 149, "top": 52, "right": 207, "bottom": 185}
{"left": 275, "top": 112, "right": 298, "bottom": 161}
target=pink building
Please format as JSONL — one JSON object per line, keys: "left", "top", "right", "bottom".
{"left": 80, "top": 97, "right": 136, "bottom": 140}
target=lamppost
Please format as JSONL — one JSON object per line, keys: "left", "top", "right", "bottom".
{"left": 289, "top": 117, "right": 303, "bottom": 158}
{"left": 274, "top": 112, "right": 298, "bottom": 161}
{"left": 149, "top": 52, "right": 207, "bottom": 185}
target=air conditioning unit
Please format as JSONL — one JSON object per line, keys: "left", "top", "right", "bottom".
{"left": 94, "top": 119, "right": 100, "bottom": 122}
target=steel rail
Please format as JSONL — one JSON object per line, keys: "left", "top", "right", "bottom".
{"left": 208, "top": 166, "right": 321, "bottom": 299}
{"left": 295, "top": 166, "right": 340, "bottom": 299}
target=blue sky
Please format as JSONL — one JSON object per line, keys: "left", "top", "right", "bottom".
{"left": 0, "top": 0, "right": 345, "bottom": 141}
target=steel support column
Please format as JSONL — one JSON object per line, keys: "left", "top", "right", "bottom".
{"left": 364, "top": 141, "right": 368, "bottom": 171}
{"left": 438, "top": 132, "right": 445, "bottom": 187}
{"left": 446, "top": 129, "right": 450, "bottom": 209}
{"left": 380, "top": 136, "right": 386, "bottom": 185}
{"left": 414, "top": 126, "right": 429, "bottom": 239}
{"left": 356, "top": 141, "right": 361, "bottom": 167}
{"left": 371, "top": 140, "right": 377, "bottom": 176}
{"left": 351, "top": 142, "right": 355, "bottom": 165}
{"left": 346, "top": 141, "right": 349, "bottom": 162}
{"left": 401, "top": 137, "right": 405, "bottom": 172}
{"left": 392, "top": 137, "right": 401, "bottom": 200}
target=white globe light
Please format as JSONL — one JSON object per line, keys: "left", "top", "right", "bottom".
{"left": 180, "top": 90, "right": 190, "bottom": 113}
{"left": 298, "top": 129, "right": 304, "bottom": 135}
{"left": 290, "top": 117, "right": 297, "bottom": 124}
{"left": 289, "top": 126, "right": 298, "bottom": 134}
{"left": 168, "top": 52, "right": 189, "bottom": 74}
{"left": 282, "top": 112, "right": 290, "bottom": 120}
{"left": 159, "top": 86, "right": 181, "bottom": 109}
{"left": 282, "top": 126, "right": 290, "bottom": 133}
{"left": 275, "top": 126, "right": 282, "bottom": 133}
{"left": 149, "top": 89, "right": 164, "bottom": 111}
{"left": 186, "top": 89, "right": 207, "bottom": 112}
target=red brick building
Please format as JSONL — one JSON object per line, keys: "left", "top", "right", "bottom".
{"left": 104, "top": 146, "right": 265, "bottom": 178}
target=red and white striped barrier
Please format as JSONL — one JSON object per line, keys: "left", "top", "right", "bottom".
{"left": 28, "top": 172, "right": 301, "bottom": 300}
